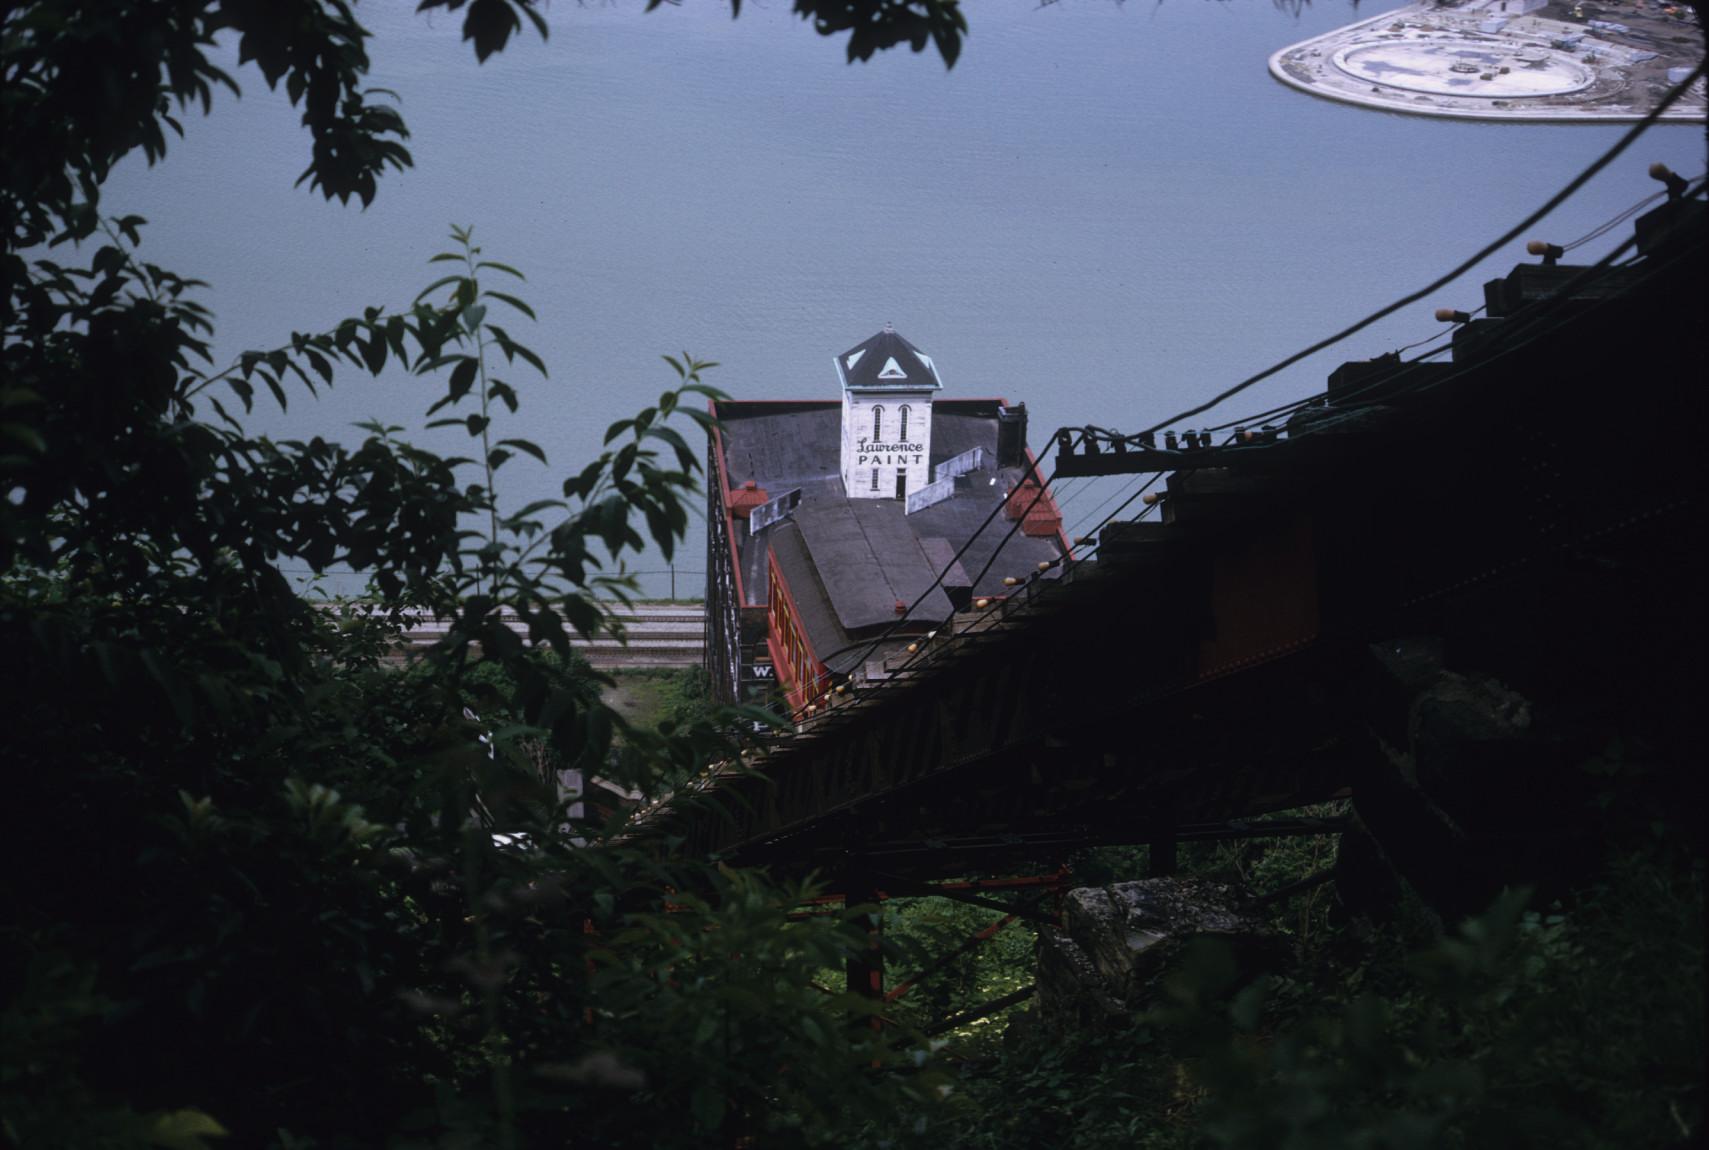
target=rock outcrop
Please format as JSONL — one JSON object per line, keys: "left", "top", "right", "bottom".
{"left": 1033, "top": 877, "right": 1278, "bottom": 1033}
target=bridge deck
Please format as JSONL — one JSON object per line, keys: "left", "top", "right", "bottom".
{"left": 645, "top": 194, "right": 1706, "bottom": 887}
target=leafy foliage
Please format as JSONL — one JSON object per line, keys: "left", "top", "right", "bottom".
{"left": 1167, "top": 853, "right": 1705, "bottom": 1150}
{"left": 9, "top": 3, "right": 1698, "bottom": 1147}
{"left": 0, "top": 3, "right": 977, "bottom": 1147}
{"left": 784, "top": 0, "right": 968, "bottom": 67}
{"left": 941, "top": 830, "right": 1704, "bottom": 1150}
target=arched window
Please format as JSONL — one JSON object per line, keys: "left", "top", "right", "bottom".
{"left": 898, "top": 404, "right": 910, "bottom": 441}
{"left": 872, "top": 405, "right": 884, "bottom": 441}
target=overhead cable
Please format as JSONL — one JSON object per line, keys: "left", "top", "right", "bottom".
{"left": 1133, "top": 61, "right": 1706, "bottom": 438}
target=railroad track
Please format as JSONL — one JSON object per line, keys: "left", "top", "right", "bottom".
{"left": 390, "top": 603, "right": 706, "bottom": 669}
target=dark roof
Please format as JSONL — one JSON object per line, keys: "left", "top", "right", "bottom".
{"left": 768, "top": 522, "right": 855, "bottom": 671}
{"left": 715, "top": 400, "right": 1065, "bottom": 675}
{"left": 834, "top": 327, "right": 944, "bottom": 393}
{"left": 795, "top": 492, "right": 959, "bottom": 631}
{"left": 918, "top": 538, "right": 971, "bottom": 590}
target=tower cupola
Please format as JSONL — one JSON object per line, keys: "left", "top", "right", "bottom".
{"left": 836, "top": 324, "right": 942, "bottom": 501}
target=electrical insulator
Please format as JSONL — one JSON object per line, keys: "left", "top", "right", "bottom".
{"left": 1650, "top": 162, "right": 1689, "bottom": 200}
{"left": 1525, "top": 239, "right": 1564, "bottom": 265}
{"left": 1164, "top": 431, "right": 1179, "bottom": 450}
{"left": 1003, "top": 576, "right": 1019, "bottom": 586}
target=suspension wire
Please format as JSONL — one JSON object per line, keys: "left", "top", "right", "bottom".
{"left": 790, "top": 439, "right": 1066, "bottom": 701}
{"left": 771, "top": 132, "right": 1706, "bottom": 729}
{"left": 1065, "top": 471, "right": 1154, "bottom": 539}
{"left": 1289, "top": 215, "right": 1687, "bottom": 423}
{"left": 1051, "top": 475, "right": 1089, "bottom": 511}
{"left": 786, "top": 224, "right": 1696, "bottom": 728}
{"left": 1197, "top": 317, "right": 1470, "bottom": 437}
{"left": 1195, "top": 173, "right": 1702, "bottom": 437}
{"left": 1389, "top": 319, "right": 1462, "bottom": 357}
{"left": 1195, "top": 170, "right": 1701, "bottom": 442}
{"left": 1077, "top": 174, "right": 1696, "bottom": 451}
{"left": 833, "top": 470, "right": 1161, "bottom": 715}
{"left": 1193, "top": 226, "right": 1671, "bottom": 454}
{"left": 781, "top": 457, "right": 1069, "bottom": 722}
{"left": 1129, "top": 61, "right": 1705, "bottom": 439}
{"left": 811, "top": 211, "right": 1703, "bottom": 723}
{"left": 1561, "top": 173, "right": 1703, "bottom": 251}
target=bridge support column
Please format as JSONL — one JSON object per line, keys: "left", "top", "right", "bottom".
{"left": 1150, "top": 830, "right": 1178, "bottom": 877}
{"left": 843, "top": 879, "right": 884, "bottom": 1006}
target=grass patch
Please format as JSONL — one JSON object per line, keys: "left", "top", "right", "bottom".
{"left": 602, "top": 666, "right": 713, "bottom": 732}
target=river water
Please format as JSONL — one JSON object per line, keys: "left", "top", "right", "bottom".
{"left": 103, "top": 0, "right": 1704, "bottom": 596}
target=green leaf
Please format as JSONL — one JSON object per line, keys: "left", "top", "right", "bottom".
{"left": 147, "top": 1108, "right": 229, "bottom": 1149}
{"left": 482, "top": 289, "right": 536, "bottom": 319}
{"left": 0, "top": 422, "right": 47, "bottom": 454}
{"left": 360, "top": 335, "right": 387, "bottom": 375}
{"left": 413, "top": 273, "right": 464, "bottom": 303}
{"left": 447, "top": 356, "right": 479, "bottom": 402}
{"left": 510, "top": 499, "right": 567, "bottom": 519}
{"left": 487, "top": 324, "right": 547, "bottom": 375}
{"left": 690, "top": 1084, "right": 725, "bottom": 1132}
{"left": 497, "top": 437, "right": 547, "bottom": 464}
{"left": 261, "top": 371, "right": 288, "bottom": 412}
{"left": 462, "top": 0, "right": 522, "bottom": 61}
{"left": 488, "top": 378, "right": 518, "bottom": 413}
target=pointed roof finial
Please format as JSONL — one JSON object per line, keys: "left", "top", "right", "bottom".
{"left": 884, "top": 320, "right": 894, "bottom": 333}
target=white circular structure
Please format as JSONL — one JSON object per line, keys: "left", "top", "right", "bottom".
{"left": 1332, "top": 41, "right": 1594, "bottom": 99}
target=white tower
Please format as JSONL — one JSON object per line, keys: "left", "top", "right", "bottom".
{"left": 835, "top": 325, "right": 943, "bottom": 501}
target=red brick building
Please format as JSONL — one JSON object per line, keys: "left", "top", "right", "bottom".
{"left": 705, "top": 328, "right": 1068, "bottom": 715}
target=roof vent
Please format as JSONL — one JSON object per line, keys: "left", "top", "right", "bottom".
{"left": 997, "top": 403, "right": 1028, "bottom": 468}
{"left": 729, "top": 482, "right": 770, "bottom": 518}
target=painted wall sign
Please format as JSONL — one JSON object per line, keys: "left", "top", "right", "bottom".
{"left": 749, "top": 487, "right": 802, "bottom": 535}
{"left": 933, "top": 445, "right": 986, "bottom": 482}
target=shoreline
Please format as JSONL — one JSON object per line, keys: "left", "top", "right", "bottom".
{"left": 1268, "top": 1, "right": 1706, "bottom": 123}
